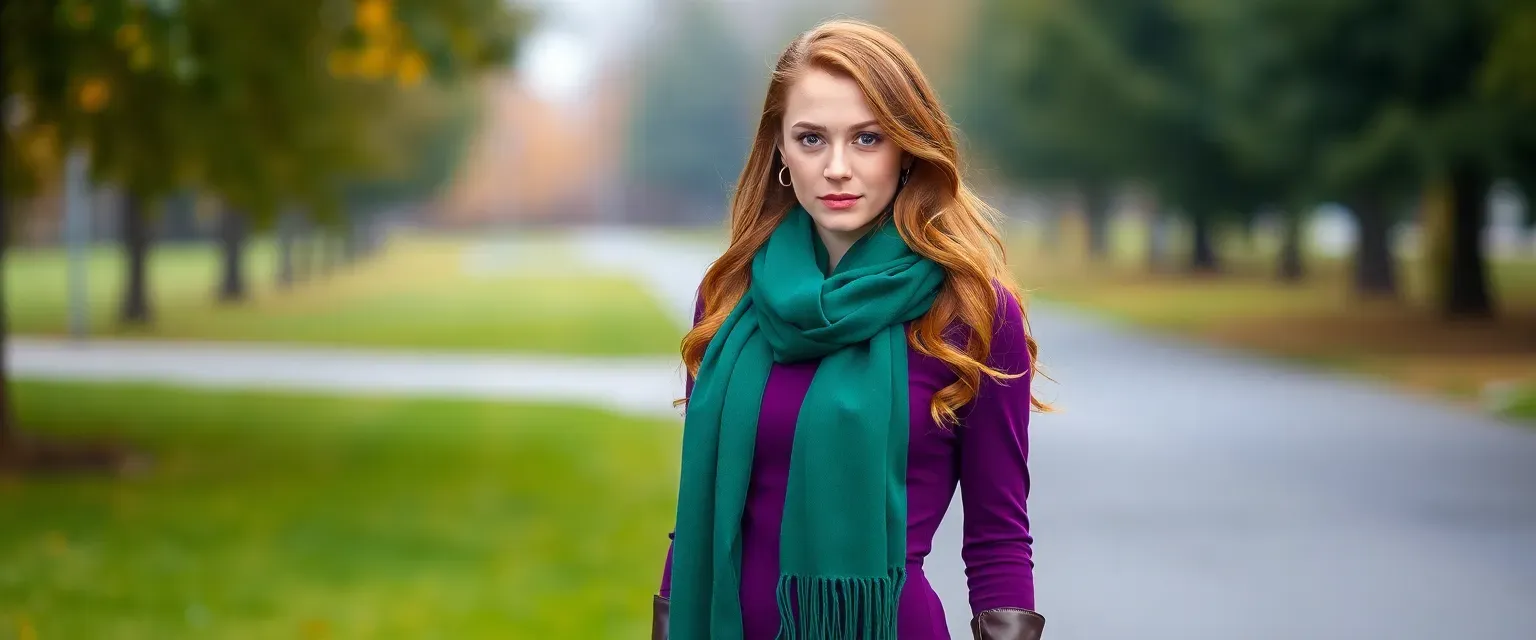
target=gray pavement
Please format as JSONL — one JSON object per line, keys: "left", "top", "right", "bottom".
{"left": 928, "top": 302, "right": 1536, "bottom": 639}
{"left": 8, "top": 337, "right": 688, "bottom": 420}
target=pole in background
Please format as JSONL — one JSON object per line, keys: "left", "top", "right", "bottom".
{"left": 63, "top": 148, "right": 91, "bottom": 340}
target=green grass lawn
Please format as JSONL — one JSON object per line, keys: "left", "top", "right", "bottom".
{"left": 1499, "top": 388, "right": 1536, "bottom": 421}
{"left": 5, "top": 235, "right": 683, "bottom": 356}
{"left": 0, "top": 381, "right": 682, "bottom": 639}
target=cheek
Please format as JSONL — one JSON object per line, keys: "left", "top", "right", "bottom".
{"left": 788, "top": 158, "right": 819, "bottom": 183}
{"left": 860, "top": 152, "right": 903, "bottom": 190}
{"left": 784, "top": 148, "right": 818, "bottom": 179}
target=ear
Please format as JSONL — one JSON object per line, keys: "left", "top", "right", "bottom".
{"left": 901, "top": 152, "right": 915, "bottom": 172}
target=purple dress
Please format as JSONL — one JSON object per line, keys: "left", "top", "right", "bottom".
{"left": 660, "top": 287, "right": 1038, "bottom": 639}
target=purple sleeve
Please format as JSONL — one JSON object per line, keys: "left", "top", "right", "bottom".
{"left": 660, "top": 288, "right": 707, "bottom": 599}
{"left": 958, "top": 285, "right": 1038, "bottom": 613}
{"left": 659, "top": 531, "right": 676, "bottom": 598}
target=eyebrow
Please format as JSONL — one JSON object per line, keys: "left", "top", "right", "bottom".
{"left": 790, "top": 119, "right": 881, "bottom": 132}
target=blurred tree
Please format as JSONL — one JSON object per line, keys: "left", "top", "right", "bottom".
{"left": 966, "top": 0, "right": 1536, "bottom": 303}
{"left": 4, "top": 0, "right": 203, "bottom": 323}
{"left": 3, "top": 0, "right": 525, "bottom": 307}
{"left": 1247, "top": 0, "right": 1534, "bottom": 316}
{"left": 0, "top": 0, "right": 524, "bottom": 469}
{"left": 1229, "top": 0, "right": 1438, "bottom": 300}
{"left": 960, "top": 0, "right": 1259, "bottom": 271}
{"left": 958, "top": 0, "right": 1139, "bottom": 261}
{"left": 1188, "top": 0, "right": 1320, "bottom": 283}
{"left": 624, "top": 0, "right": 760, "bottom": 222}
{"left": 188, "top": 0, "right": 522, "bottom": 300}
{"left": 1481, "top": 0, "right": 1536, "bottom": 234}
{"left": 336, "top": 77, "right": 485, "bottom": 256}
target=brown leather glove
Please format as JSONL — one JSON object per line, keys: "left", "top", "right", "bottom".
{"left": 652, "top": 595, "right": 670, "bottom": 640}
{"left": 971, "top": 607, "right": 1046, "bottom": 640}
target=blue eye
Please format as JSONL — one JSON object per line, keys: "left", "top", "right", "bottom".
{"left": 798, "top": 133, "right": 823, "bottom": 147}
{"left": 855, "top": 132, "right": 881, "bottom": 146}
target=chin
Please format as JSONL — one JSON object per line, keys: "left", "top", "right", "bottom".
{"left": 809, "top": 205, "right": 879, "bottom": 232}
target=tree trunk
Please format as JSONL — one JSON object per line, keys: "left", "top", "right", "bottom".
{"left": 358, "top": 220, "right": 379, "bottom": 259}
{"left": 1442, "top": 166, "right": 1494, "bottom": 318}
{"left": 331, "top": 233, "right": 346, "bottom": 270}
{"left": 276, "top": 211, "right": 297, "bottom": 289}
{"left": 1348, "top": 191, "right": 1398, "bottom": 297}
{"left": 1083, "top": 183, "right": 1111, "bottom": 260}
{"left": 293, "top": 217, "right": 313, "bottom": 283}
{"left": 217, "top": 205, "right": 248, "bottom": 303}
{"left": 120, "top": 192, "right": 152, "bottom": 325}
{"left": 1041, "top": 209, "right": 1062, "bottom": 255}
{"left": 318, "top": 231, "right": 337, "bottom": 276}
{"left": 344, "top": 222, "right": 362, "bottom": 264}
{"left": 1189, "top": 211, "right": 1219, "bottom": 272}
{"left": 1146, "top": 210, "right": 1167, "bottom": 272}
{"left": 1277, "top": 209, "right": 1305, "bottom": 283}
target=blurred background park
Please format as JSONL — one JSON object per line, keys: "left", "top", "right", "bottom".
{"left": 3, "top": 0, "right": 1536, "bottom": 638}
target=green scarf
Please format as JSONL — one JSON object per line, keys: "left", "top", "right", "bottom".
{"left": 670, "top": 204, "right": 944, "bottom": 639}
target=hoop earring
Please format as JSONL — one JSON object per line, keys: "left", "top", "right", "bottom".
{"left": 899, "top": 166, "right": 911, "bottom": 186}
{"left": 778, "top": 166, "right": 791, "bottom": 187}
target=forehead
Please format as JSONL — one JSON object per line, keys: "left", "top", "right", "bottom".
{"left": 783, "top": 68, "right": 877, "bottom": 128}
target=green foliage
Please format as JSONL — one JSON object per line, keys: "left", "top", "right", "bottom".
{"left": 1244, "top": 0, "right": 1492, "bottom": 195}
{"left": 960, "top": 0, "right": 1256, "bottom": 219}
{"left": 1481, "top": 0, "right": 1536, "bottom": 208}
{"left": 339, "top": 82, "right": 484, "bottom": 221}
{"left": 2, "top": 0, "right": 528, "bottom": 224}
{"left": 960, "top": 0, "right": 1536, "bottom": 227}
{"left": 1480, "top": 0, "right": 1536, "bottom": 107}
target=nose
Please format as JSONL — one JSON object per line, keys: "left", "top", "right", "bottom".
{"left": 824, "top": 145, "right": 851, "bottom": 182}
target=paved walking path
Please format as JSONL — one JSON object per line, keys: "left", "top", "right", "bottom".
{"left": 8, "top": 338, "right": 688, "bottom": 420}
{"left": 570, "top": 227, "right": 720, "bottom": 326}
{"left": 11, "top": 229, "right": 1536, "bottom": 639}
{"left": 932, "top": 303, "right": 1536, "bottom": 639}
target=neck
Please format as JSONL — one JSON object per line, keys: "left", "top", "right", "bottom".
{"left": 816, "top": 221, "right": 876, "bottom": 272}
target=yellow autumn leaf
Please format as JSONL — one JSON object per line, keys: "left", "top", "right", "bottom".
{"left": 356, "top": 0, "right": 392, "bottom": 34}
{"left": 357, "top": 45, "right": 392, "bottom": 79}
{"left": 79, "top": 78, "right": 111, "bottom": 113}
{"left": 396, "top": 51, "right": 427, "bottom": 87}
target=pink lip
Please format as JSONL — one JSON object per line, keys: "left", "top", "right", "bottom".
{"left": 819, "top": 194, "right": 861, "bottom": 210}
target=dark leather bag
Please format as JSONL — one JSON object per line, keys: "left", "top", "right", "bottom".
{"left": 971, "top": 607, "right": 1046, "bottom": 640}
{"left": 651, "top": 595, "right": 669, "bottom": 640}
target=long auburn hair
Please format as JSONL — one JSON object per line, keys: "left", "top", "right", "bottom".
{"left": 679, "top": 18, "right": 1051, "bottom": 426}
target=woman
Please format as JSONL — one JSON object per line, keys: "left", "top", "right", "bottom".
{"left": 654, "top": 18, "right": 1048, "bottom": 640}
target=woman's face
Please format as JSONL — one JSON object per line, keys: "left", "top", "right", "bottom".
{"left": 778, "top": 68, "right": 907, "bottom": 246}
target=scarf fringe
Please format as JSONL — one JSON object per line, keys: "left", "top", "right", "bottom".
{"left": 774, "top": 567, "right": 907, "bottom": 640}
